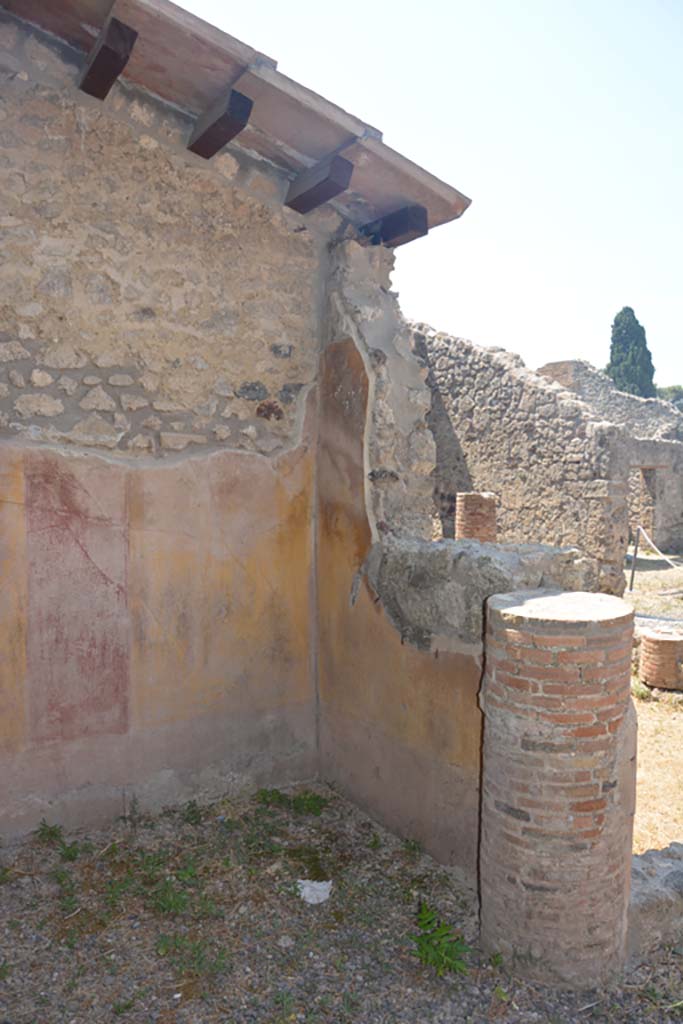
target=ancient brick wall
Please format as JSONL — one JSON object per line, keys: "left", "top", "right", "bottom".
{"left": 412, "top": 326, "right": 629, "bottom": 594}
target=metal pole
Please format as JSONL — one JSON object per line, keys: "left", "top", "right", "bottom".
{"left": 629, "top": 526, "right": 640, "bottom": 592}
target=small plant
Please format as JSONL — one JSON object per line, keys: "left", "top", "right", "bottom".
{"left": 368, "top": 832, "right": 381, "bottom": 850}
{"left": 256, "top": 788, "right": 291, "bottom": 810}
{"left": 0, "top": 866, "right": 11, "bottom": 885}
{"left": 156, "top": 933, "right": 227, "bottom": 979}
{"left": 148, "top": 878, "right": 189, "bottom": 916}
{"left": 175, "top": 857, "right": 199, "bottom": 886}
{"left": 410, "top": 902, "right": 470, "bottom": 977}
{"left": 105, "top": 873, "right": 135, "bottom": 913}
{"left": 112, "top": 996, "right": 136, "bottom": 1015}
{"left": 36, "top": 819, "right": 64, "bottom": 845}
{"left": 631, "top": 676, "right": 654, "bottom": 702}
{"left": 403, "top": 838, "right": 422, "bottom": 858}
{"left": 489, "top": 951, "right": 503, "bottom": 969}
{"left": 291, "top": 791, "right": 328, "bottom": 816}
{"left": 0, "top": 960, "right": 10, "bottom": 980}
{"left": 59, "top": 841, "right": 80, "bottom": 862}
{"left": 182, "top": 800, "right": 203, "bottom": 826}
{"left": 256, "top": 788, "right": 329, "bottom": 816}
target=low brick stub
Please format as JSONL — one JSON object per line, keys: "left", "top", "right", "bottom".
{"left": 479, "top": 589, "right": 636, "bottom": 988}
{"left": 639, "top": 630, "right": 683, "bottom": 691}
{"left": 455, "top": 491, "right": 497, "bottom": 543}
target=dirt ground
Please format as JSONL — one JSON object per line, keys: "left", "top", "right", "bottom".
{"left": 623, "top": 553, "right": 683, "bottom": 855}
{"left": 1, "top": 786, "right": 682, "bottom": 1024}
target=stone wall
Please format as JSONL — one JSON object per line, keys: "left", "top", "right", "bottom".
{"left": 538, "top": 360, "right": 683, "bottom": 443}
{"left": 412, "top": 326, "right": 629, "bottom": 594}
{"left": 0, "top": 12, "right": 331, "bottom": 459}
{"left": 537, "top": 362, "right": 683, "bottom": 552}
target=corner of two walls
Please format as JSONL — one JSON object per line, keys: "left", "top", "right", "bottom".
{"left": 315, "top": 240, "right": 483, "bottom": 879}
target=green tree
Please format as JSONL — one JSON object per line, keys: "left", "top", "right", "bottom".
{"left": 605, "top": 307, "right": 656, "bottom": 397}
{"left": 657, "top": 384, "right": 683, "bottom": 410}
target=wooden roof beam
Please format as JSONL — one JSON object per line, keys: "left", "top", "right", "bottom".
{"left": 284, "top": 154, "right": 354, "bottom": 214}
{"left": 187, "top": 89, "right": 253, "bottom": 159}
{"left": 360, "top": 204, "right": 428, "bottom": 248}
{"left": 78, "top": 17, "right": 138, "bottom": 101}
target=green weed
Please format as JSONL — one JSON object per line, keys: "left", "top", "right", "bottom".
{"left": 58, "top": 841, "right": 80, "bottom": 862}
{"left": 256, "top": 788, "right": 329, "bottom": 816}
{"left": 148, "top": 878, "right": 189, "bottom": 916}
{"left": 36, "top": 819, "right": 64, "bottom": 845}
{"left": 182, "top": 800, "right": 203, "bottom": 825}
{"left": 0, "top": 960, "right": 10, "bottom": 980}
{"left": 0, "top": 866, "right": 11, "bottom": 885}
{"left": 112, "top": 996, "right": 136, "bottom": 1015}
{"left": 156, "top": 933, "right": 228, "bottom": 979}
{"left": 410, "top": 902, "right": 470, "bottom": 977}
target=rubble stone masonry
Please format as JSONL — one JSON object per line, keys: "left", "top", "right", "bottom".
{"left": 0, "top": 14, "right": 329, "bottom": 459}
{"left": 480, "top": 589, "right": 636, "bottom": 987}
{"left": 411, "top": 326, "right": 630, "bottom": 594}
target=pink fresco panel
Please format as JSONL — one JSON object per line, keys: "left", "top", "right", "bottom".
{"left": 25, "top": 451, "right": 129, "bottom": 743}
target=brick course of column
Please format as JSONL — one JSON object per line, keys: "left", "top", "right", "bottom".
{"left": 455, "top": 491, "right": 497, "bottom": 543}
{"left": 479, "top": 589, "right": 636, "bottom": 987}
{"left": 640, "top": 629, "right": 683, "bottom": 690}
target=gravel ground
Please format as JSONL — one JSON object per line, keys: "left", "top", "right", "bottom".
{"left": 1, "top": 785, "right": 681, "bottom": 1024}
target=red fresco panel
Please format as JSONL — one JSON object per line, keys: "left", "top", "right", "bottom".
{"left": 25, "top": 451, "right": 129, "bottom": 743}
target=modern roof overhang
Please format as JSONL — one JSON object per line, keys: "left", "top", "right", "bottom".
{"left": 2, "top": 0, "right": 472, "bottom": 245}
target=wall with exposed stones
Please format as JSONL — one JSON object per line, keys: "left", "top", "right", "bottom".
{"left": 412, "top": 326, "right": 630, "bottom": 594}
{"left": 0, "top": 13, "right": 330, "bottom": 459}
{"left": 538, "top": 362, "right": 683, "bottom": 551}
{"left": 538, "top": 360, "right": 683, "bottom": 442}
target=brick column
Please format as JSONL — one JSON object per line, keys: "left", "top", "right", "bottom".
{"left": 640, "top": 629, "right": 683, "bottom": 690}
{"left": 480, "top": 589, "right": 636, "bottom": 987}
{"left": 455, "top": 491, "right": 497, "bottom": 543}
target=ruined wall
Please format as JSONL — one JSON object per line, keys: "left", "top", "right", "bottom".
{"left": 325, "top": 241, "right": 436, "bottom": 539}
{"left": 630, "top": 439, "right": 683, "bottom": 552}
{"left": 0, "top": 13, "right": 327, "bottom": 458}
{"left": 538, "top": 361, "right": 683, "bottom": 443}
{"left": 413, "top": 326, "right": 629, "bottom": 594}
{"left": 539, "top": 361, "right": 683, "bottom": 551}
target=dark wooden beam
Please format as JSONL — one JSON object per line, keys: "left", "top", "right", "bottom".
{"left": 359, "top": 204, "right": 429, "bottom": 247}
{"left": 78, "top": 17, "right": 138, "bottom": 101}
{"left": 187, "top": 90, "right": 253, "bottom": 159}
{"left": 285, "top": 155, "right": 354, "bottom": 214}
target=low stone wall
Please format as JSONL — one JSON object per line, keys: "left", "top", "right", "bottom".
{"left": 411, "top": 326, "right": 629, "bottom": 594}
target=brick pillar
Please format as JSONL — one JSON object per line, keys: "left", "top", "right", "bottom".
{"left": 455, "top": 491, "right": 497, "bottom": 543}
{"left": 480, "top": 589, "right": 636, "bottom": 987}
{"left": 640, "top": 629, "right": 683, "bottom": 690}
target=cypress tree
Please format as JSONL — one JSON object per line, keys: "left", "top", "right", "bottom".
{"left": 605, "top": 307, "right": 656, "bottom": 397}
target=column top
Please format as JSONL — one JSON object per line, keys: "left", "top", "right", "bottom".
{"left": 487, "top": 588, "right": 633, "bottom": 628}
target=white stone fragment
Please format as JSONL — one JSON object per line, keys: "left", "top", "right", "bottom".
{"left": 296, "top": 880, "right": 332, "bottom": 905}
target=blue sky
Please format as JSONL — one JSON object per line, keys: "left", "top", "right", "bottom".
{"left": 178, "top": 0, "right": 683, "bottom": 384}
